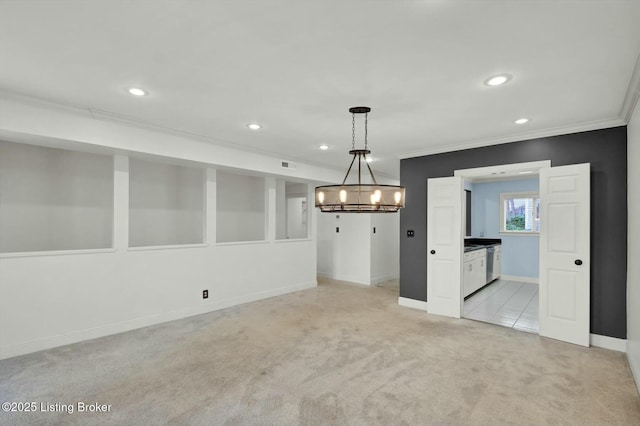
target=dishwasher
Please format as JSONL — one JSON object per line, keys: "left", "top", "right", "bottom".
{"left": 485, "top": 245, "right": 495, "bottom": 284}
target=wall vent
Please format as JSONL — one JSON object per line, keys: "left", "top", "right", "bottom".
{"left": 281, "top": 160, "right": 297, "bottom": 170}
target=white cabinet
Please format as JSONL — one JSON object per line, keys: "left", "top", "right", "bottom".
{"left": 463, "top": 248, "right": 487, "bottom": 298}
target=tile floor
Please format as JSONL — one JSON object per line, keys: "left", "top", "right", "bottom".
{"left": 464, "top": 279, "right": 539, "bottom": 333}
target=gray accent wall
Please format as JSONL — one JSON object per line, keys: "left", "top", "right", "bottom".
{"left": 400, "top": 126, "right": 628, "bottom": 339}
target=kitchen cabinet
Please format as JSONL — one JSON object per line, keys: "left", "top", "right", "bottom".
{"left": 463, "top": 248, "right": 487, "bottom": 298}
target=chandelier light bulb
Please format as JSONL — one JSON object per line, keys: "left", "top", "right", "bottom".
{"left": 339, "top": 189, "right": 347, "bottom": 203}
{"left": 394, "top": 191, "right": 402, "bottom": 204}
{"left": 318, "top": 191, "right": 325, "bottom": 204}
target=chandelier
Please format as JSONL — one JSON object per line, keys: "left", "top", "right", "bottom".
{"left": 315, "top": 107, "right": 405, "bottom": 213}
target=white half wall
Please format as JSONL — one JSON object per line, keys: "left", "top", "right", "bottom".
{"left": 627, "top": 100, "right": 640, "bottom": 393}
{"left": 0, "top": 155, "right": 317, "bottom": 360}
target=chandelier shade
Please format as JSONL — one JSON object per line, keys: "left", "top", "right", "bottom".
{"left": 315, "top": 107, "right": 405, "bottom": 213}
{"left": 316, "top": 183, "right": 405, "bottom": 213}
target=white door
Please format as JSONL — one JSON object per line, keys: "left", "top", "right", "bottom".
{"left": 427, "top": 177, "right": 463, "bottom": 318}
{"left": 539, "top": 163, "right": 590, "bottom": 346}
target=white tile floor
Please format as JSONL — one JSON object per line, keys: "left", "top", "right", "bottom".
{"left": 464, "top": 279, "right": 539, "bottom": 334}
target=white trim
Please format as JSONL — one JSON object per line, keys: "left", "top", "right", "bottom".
{"left": 398, "top": 118, "right": 624, "bottom": 160}
{"left": 398, "top": 297, "right": 429, "bottom": 311}
{"left": 215, "top": 240, "right": 269, "bottom": 247}
{"left": 372, "top": 274, "right": 399, "bottom": 285}
{"left": 127, "top": 243, "right": 208, "bottom": 251}
{"left": 273, "top": 238, "right": 313, "bottom": 243}
{"left": 621, "top": 51, "right": 640, "bottom": 123}
{"left": 0, "top": 248, "right": 115, "bottom": 258}
{"left": 500, "top": 275, "right": 539, "bottom": 284}
{"left": 454, "top": 161, "right": 551, "bottom": 178}
{"left": 627, "top": 341, "right": 640, "bottom": 394}
{"left": 590, "top": 334, "right": 627, "bottom": 353}
{"left": 0, "top": 280, "right": 316, "bottom": 360}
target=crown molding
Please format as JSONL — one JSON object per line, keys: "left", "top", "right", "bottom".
{"left": 620, "top": 51, "right": 640, "bottom": 123}
{"left": 397, "top": 117, "right": 625, "bottom": 160}
{"left": 0, "top": 89, "right": 361, "bottom": 180}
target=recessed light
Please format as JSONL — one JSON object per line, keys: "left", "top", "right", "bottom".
{"left": 366, "top": 157, "right": 373, "bottom": 163}
{"left": 485, "top": 74, "right": 511, "bottom": 86}
{"left": 519, "top": 171, "right": 534, "bottom": 174}
{"left": 319, "top": 144, "right": 329, "bottom": 150}
{"left": 128, "top": 87, "right": 147, "bottom": 96}
{"left": 514, "top": 118, "right": 529, "bottom": 124}
{"left": 247, "top": 123, "right": 262, "bottom": 130}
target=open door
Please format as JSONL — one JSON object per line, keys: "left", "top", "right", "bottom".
{"left": 539, "top": 163, "right": 590, "bottom": 346}
{"left": 427, "top": 176, "right": 463, "bottom": 318}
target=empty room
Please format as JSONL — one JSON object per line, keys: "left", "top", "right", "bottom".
{"left": 1, "top": 1, "right": 640, "bottom": 425}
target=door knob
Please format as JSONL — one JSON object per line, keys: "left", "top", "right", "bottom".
{"left": 430, "top": 250, "right": 436, "bottom": 255}
{"left": 575, "top": 259, "right": 583, "bottom": 266}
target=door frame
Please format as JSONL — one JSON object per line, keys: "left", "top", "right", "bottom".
{"left": 449, "top": 160, "right": 552, "bottom": 320}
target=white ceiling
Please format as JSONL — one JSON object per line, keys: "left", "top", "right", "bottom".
{"left": 1, "top": 0, "right": 639, "bottom": 178}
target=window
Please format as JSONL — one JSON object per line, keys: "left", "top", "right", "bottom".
{"left": 216, "top": 171, "right": 265, "bottom": 243}
{"left": 500, "top": 192, "right": 540, "bottom": 234}
{"left": 276, "top": 180, "right": 309, "bottom": 240}
{"left": 0, "top": 141, "right": 114, "bottom": 253}
{"left": 129, "top": 158, "right": 205, "bottom": 247}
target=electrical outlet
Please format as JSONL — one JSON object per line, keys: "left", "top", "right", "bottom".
{"left": 203, "top": 290, "right": 209, "bottom": 299}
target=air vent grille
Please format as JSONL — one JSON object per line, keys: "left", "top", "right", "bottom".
{"left": 281, "top": 160, "right": 297, "bottom": 170}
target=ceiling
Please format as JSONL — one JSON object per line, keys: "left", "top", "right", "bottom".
{"left": 1, "top": 0, "right": 639, "bottom": 179}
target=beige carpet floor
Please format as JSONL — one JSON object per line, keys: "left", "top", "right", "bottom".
{"left": 1, "top": 278, "right": 639, "bottom": 425}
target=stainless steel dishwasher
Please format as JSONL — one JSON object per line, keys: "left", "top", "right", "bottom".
{"left": 485, "top": 245, "right": 495, "bottom": 284}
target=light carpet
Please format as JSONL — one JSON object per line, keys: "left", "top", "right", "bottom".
{"left": 0, "top": 278, "right": 638, "bottom": 425}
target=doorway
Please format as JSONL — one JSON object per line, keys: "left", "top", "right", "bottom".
{"left": 461, "top": 168, "right": 541, "bottom": 334}
{"left": 426, "top": 161, "right": 591, "bottom": 346}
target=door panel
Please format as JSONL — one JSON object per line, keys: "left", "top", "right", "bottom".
{"left": 539, "top": 163, "right": 590, "bottom": 346}
{"left": 427, "top": 177, "right": 463, "bottom": 318}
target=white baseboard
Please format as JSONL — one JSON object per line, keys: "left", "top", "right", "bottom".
{"left": 0, "top": 281, "right": 317, "bottom": 360}
{"left": 627, "top": 341, "right": 640, "bottom": 394}
{"left": 372, "top": 274, "right": 399, "bottom": 285}
{"left": 500, "top": 274, "right": 539, "bottom": 284}
{"left": 590, "top": 333, "right": 627, "bottom": 352}
{"left": 398, "top": 297, "right": 428, "bottom": 311}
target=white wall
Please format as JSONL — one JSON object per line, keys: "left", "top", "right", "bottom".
{"left": 0, "top": 157, "right": 317, "bottom": 359}
{"left": 317, "top": 212, "right": 399, "bottom": 285}
{"left": 129, "top": 158, "right": 205, "bottom": 247}
{"left": 0, "top": 141, "right": 113, "bottom": 253}
{"left": 627, "top": 100, "right": 640, "bottom": 392}
{"left": 371, "top": 213, "right": 400, "bottom": 284}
